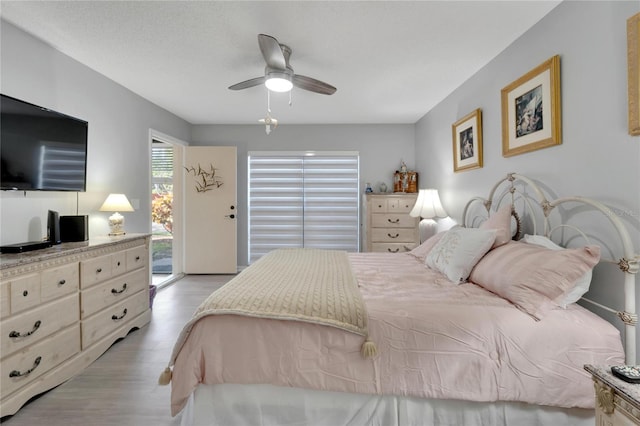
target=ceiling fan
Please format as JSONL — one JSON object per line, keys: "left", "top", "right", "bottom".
{"left": 228, "top": 34, "right": 337, "bottom": 95}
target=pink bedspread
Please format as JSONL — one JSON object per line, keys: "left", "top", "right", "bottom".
{"left": 170, "top": 252, "right": 624, "bottom": 416}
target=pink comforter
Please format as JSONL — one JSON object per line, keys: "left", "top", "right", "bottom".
{"left": 170, "top": 252, "right": 624, "bottom": 416}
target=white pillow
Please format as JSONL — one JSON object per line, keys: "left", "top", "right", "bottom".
{"left": 522, "top": 234, "right": 593, "bottom": 308}
{"left": 426, "top": 226, "right": 496, "bottom": 284}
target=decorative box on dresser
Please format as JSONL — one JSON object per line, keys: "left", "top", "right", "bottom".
{"left": 585, "top": 365, "right": 640, "bottom": 426}
{"left": 364, "top": 193, "right": 419, "bottom": 253}
{"left": 0, "top": 234, "right": 151, "bottom": 417}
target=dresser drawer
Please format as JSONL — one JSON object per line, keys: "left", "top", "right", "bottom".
{"left": 371, "top": 242, "right": 417, "bottom": 253}
{"left": 111, "top": 251, "right": 127, "bottom": 277}
{"left": 389, "top": 197, "right": 415, "bottom": 213}
{"left": 81, "top": 289, "right": 148, "bottom": 349}
{"left": 1, "top": 324, "right": 80, "bottom": 399}
{"left": 125, "top": 245, "right": 148, "bottom": 272}
{"left": 80, "top": 254, "right": 113, "bottom": 288}
{"left": 41, "top": 263, "right": 78, "bottom": 302}
{"left": 372, "top": 214, "right": 417, "bottom": 228}
{"left": 371, "top": 228, "right": 417, "bottom": 243}
{"left": 81, "top": 269, "right": 147, "bottom": 319}
{"left": 9, "top": 274, "right": 41, "bottom": 314}
{"left": 370, "top": 197, "right": 416, "bottom": 213}
{"left": 1, "top": 281, "right": 10, "bottom": 319}
{"left": 1, "top": 294, "right": 79, "bottom": 358}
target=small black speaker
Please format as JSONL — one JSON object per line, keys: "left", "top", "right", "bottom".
{"left": 47, "top": 210, "right": 61, "bottom": 245}
{"left": 60, "top": 215, "right": 89, "bottom": 242}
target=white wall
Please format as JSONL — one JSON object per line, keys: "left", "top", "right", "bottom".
{"left": 0, "top": 20, "right": 191, "bottom": 244}
{"left": 191, "top": 124, "right": 415, "bottom": 266}
{"left": 414, "top": 1, "right": 640, "bottom": 353}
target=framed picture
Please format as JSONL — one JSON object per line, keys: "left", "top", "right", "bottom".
{"left": 501, "top": 55, "right": 561, "bottom": 157}
{"left": 452, "top": 108, "right": 482, "bottom": 172}
{"left": 628, "top": 12, "right": 640, "bottom": 136}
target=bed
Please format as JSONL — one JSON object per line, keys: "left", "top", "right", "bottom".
{"left": 162, "top": 173, "right": 638, "bottom": 426}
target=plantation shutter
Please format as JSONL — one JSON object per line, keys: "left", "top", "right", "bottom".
{"left": 248, "top": 152, "right": 359, "bottom": 264}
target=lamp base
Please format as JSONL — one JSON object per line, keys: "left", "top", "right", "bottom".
{"left": 419, "top": 218, "right": 438, "bottom": 243}
{"left": 108, "top": 212, "right": 126, "bottom": 236}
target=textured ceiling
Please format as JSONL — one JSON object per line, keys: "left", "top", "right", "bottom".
{"left": 1, "top": 1, "right": 561, "bottom": 125}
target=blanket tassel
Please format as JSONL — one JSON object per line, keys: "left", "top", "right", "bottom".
{"left": 158, "top": 366, "right": 172, "bottom": 385}
{"left": 361, "top": 337, "right": 378, "bottom": 359}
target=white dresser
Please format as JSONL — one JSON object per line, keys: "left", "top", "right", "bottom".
{"left": 363, "top": 193, "right": 419, "bottom": 253}
{"left": 0, "top": 234, "right": 151, "bottom": 417}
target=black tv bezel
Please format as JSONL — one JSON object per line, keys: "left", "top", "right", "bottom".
{"left": 0, "top": 94, "right": 89, "bottom": 192}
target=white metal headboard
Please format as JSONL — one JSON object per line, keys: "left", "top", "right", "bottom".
{"left": 462, "top": 173, "right": 639, "bottom": 364}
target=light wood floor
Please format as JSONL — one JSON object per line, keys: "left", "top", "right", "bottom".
{"left": 1, "top": 274, "right": 232, "bottom": 426}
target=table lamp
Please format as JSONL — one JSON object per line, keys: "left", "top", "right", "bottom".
{"left": 100, "top": 193, "right": 134, "bottom": 236}
{"left": 409, "top": 189, "right": 448, "bottom": 242}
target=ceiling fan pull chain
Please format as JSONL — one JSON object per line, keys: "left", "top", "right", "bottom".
{"left": 267, "top": 89, "right": 271, "bottom": 113}
{"left": 289, "top": 90, "right": 292, "bottom": 106}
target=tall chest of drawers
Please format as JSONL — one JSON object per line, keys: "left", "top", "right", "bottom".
{"left": 364, "top": 193, "right": 419, "bottom": 253}
{"left": 0, "top": 234, "right": 151, "bottom": 417}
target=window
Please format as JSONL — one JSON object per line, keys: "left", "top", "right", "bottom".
{"left": 248, "top": 151, "right": 359, "bottom": 263}
{"left": 151, "top": 141, "right": 174, "bottom": 274}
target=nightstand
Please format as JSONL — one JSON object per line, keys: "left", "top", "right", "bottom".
{"left": 585, "top": 364, "right": 640, "bottom": 425}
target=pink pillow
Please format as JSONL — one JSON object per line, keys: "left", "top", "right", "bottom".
{"left": 469, "top": 241, "right": 600, "bottom": 319}
{"left": 479, "top": 204, "right": 512, "bottom": 248}
{"left": 408, "top": 231, "right": 446, "bottom": 262}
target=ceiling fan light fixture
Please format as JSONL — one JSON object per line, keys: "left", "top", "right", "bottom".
{"left": 265, "top": 73, "right": 293, "bottom": 92}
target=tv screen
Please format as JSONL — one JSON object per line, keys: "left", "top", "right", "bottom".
{"left": 1, "top": 94, "right": 88, "bottom": 191}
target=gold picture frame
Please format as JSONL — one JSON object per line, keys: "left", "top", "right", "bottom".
{"left": 628, "top": 12, "right": 640, "bottom": 136}
{"left": 501, "top": 55, "right": 561, "bottom": 157}
{"left": 452, "top": 108, "right": 482, "bottom": 172}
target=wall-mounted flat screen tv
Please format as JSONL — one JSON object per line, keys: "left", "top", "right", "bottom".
{"left": 1, "top": 94, "right": 88, "bottom": 191}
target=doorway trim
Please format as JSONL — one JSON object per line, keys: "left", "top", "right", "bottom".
{"left": 149, "top": 128, "right": 187, "bottom": 288}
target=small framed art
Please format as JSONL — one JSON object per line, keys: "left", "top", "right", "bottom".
{"left": 452, "top": 108, "right": 483, "bottom": 172}
{"left": 501, "top": 55, "right": 561, "bottom": 157}
{"left": 628, "top": 12, "right": 640, "bottom": 136}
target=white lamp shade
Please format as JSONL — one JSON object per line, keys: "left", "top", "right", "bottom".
{"left": 99, "top": 193, "right": 134, "bottom": 212}
{"left": 409, "top": 189, "right": 447, "bottom": 219}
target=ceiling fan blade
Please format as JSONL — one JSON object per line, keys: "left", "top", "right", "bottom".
{"left": 258, "top": 34, "right": 287, "bottom": 70}
{"left": 292, "top": 75, "right": 337, "bottom": 95}
{"left": 228, "top": 76, "right": 265, "bottom": 91}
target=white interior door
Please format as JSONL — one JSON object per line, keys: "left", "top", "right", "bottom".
{"left": 184, "top": 146, "right": 237, "bottom": 273}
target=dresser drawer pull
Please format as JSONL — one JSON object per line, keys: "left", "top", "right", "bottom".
{"left": 22, "top": 290, "right": 29, "bottom": 297}
{"left": 9, "top": 320, "right": 42, "bottom": 339}
{"left": 135, "top": 256, "right": 141, "bottom": 262}
{"left": 387, "top": 218, "right": 400, "bottom": 224}
{"left": 9, "top": 356, "right": 42, "bottom": 378}
{"left": 96, "top": 267, "right": 103, "bottom": 273}
{"left": 117, "top": 261, "right": 121, "bottom": 267}
{"left": 387, "top": 233, "right": 399, "bottom": 238}
{"left": 58, "top": 279, "right": 66, "bottom": 285}
{"left": 112, "top": 308, "right": 128, "bottom": 321}
{"left": 387, "top": 248, "right": 400, "bottom": 253}
{"left": 111, "top": 283, "right": 128, "bottom": 295}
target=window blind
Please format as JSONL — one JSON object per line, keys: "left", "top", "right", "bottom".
{"left": 248, "top": 152, "right": 359, "bottom": 264}
{"left": 152, "top": 143, "right": 174, "bottom": 182}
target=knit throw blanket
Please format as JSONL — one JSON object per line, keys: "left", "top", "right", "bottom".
{"left": 160, "top": 248, "right": 376, "bottom": 385}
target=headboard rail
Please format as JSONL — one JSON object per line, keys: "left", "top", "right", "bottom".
{"left": 463, "top": 173, "right": 639, "bottom": 363}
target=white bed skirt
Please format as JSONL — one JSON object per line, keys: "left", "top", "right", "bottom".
{"left": 179, "top": 384, "right": 595, "bottom": 426}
